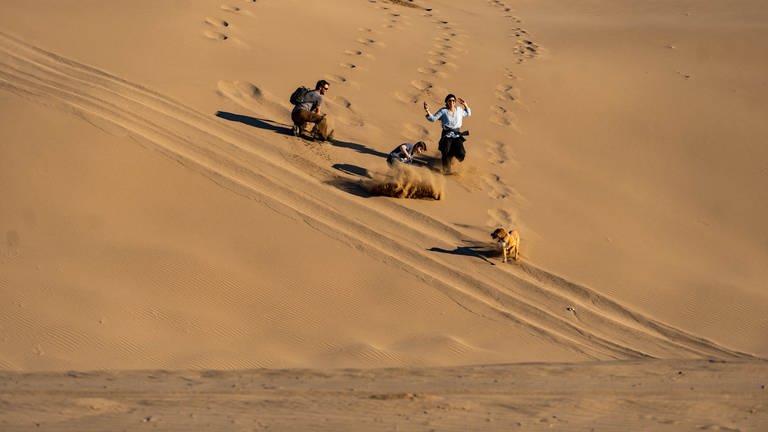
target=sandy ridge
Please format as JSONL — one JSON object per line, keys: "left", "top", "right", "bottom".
{"left": 0, "top": 30, "right": 754, "bottom": 362}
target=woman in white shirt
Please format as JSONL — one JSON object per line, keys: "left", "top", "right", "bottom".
{"left": 424, "top": 93, "right": 471, "bottom": 173}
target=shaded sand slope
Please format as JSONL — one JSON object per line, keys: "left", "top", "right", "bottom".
{"left": 1, "top": 360, "right": 766, "bottom": 431}
{"left": 0, "top": 0, "right": 767, "bottom": 373}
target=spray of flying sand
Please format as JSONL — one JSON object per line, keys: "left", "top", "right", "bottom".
{"left": 369, "top": 164, "right": 444, "bottom": 200}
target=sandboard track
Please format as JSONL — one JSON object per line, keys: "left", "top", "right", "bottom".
{"left": 0, "top": 31, "right": 754, "bottom": 361}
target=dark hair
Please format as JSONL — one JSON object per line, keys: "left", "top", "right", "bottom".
{"left": 444, "top": 93, "right": 456, "bottom": 105}
{"left": 414, "top": 141, "right": 427, "bottom": 152}
{"left": 316, "top": 80, "right": 330, "bottom": 90}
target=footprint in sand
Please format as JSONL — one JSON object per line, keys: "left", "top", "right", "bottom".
{"left": 217, "top": 81, "right": 262, "bottom": 106}
{"left": 334, "top": 96, "right": 354, "bottom": 110}
{"left": 504, "top": 67, "right": 518, "bottom": 80}
{"left": 483, "top": 173, "right": 512, "bottom": 200}
{"left": 410, "top": 79, "right": 433, "bottom": 92}
{"left": 506, "top": 27, "right": 541, "bottom": 63}
{"left": 486, "top": 1, "right": 543, "bottom": 62}
{"left": 203, "top": 17, "right": 230, "bottom": 41}
{"left": 485, "top": 140, "right": 509, "bottom": 166}
{"left": 489, "top": 0, "right": 514, "bottom": 13}
{"left": 494, "top": 84, "right": 519, "bottom": 102}
{"left": 490, "top": 105, "right": 517, "bottom": 127}
{"left": 204, "top": 31, "right": 228, "bottom": 41}
{"left": 217, "top": 80, "right": 284, "bottom": 115}
{"left": 383, "top": 12, "right": 402, "bottom": 28}
{"left": 330, "top": 95, "right": 364, "bottom": 127}
{"left": 512, "top": 28, "right": 529, "bottom": 38}
{"left": 401, "top": 123, "right": 430, "bottom": 141}
{"left": 514, "top": 39, "right": 539, "bottom": 57}
{"left": 416, "top": 67, "right": 439, "bottom": 75}
{"left": 417, "top": 66, "right": 441, "bottom": 76}
{"left": 205, "top": 17, "right": 230, "bottom": 28}
{"left": 393, "top": 91, "right": 418, "bottom": 105}
{"left": 428, "top": 49, "right": 457, "bottom": 60}
{"left": 220, "top": 5, "right": 241, "bottom": 13}
{"left": 340, "top": 62, "right": 358, "bottom": 70}
{"left": 356, "top": 37, "right": 383, "bottom": 48}
{"left": 324, "top": 74, "right": 348, "bottom": 85}
{"left": 487, "top": 208, "right": 514, "bottom": 228}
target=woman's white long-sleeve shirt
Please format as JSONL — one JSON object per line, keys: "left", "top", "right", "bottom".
{"left": 425, "top": 106, "right": 471, "bottom": 132}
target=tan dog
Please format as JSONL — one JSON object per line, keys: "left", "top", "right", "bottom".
{"left": 491, "top": 228, "right": 520, "bottom": 263}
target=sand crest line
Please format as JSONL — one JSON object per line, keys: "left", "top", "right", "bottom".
{"left": 0, "top": 31, "right": 753, "bottom": 360}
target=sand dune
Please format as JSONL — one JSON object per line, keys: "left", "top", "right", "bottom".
{"left": 1, "top": 26, "right": 752, "bottom": 364}
{"left": 1, "top": 0, "right": 767, "bottom": 429}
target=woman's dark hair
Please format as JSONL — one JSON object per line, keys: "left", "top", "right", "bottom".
{"left": 414, "top": 141, "right": 427, "bottom": 152}
{"left": 444, "top": 93, "right": 456, "bottom": 104}
{"left": 316, "top": 79, "right": 330, "bottom": 90}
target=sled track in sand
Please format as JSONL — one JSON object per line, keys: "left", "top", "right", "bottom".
{"left": 0, "top": 31, "right": 754, "bottom": 361}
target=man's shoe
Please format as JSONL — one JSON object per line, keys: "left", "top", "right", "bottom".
{"left": 292, "top": 125, "right": 301, "bottom": 137}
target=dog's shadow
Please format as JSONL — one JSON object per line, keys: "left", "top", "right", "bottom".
{"left": 428, "top": 242, "right": 502, "bottom": 265}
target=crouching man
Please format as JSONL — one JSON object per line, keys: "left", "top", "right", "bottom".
{"left": 291, "top": 79, "right": 334, "bottom": 142}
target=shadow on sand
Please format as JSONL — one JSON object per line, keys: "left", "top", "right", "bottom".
{"left": 215, "top": 111, "right": 293, "bottom": 136}
{"left": 328, "top": 138, "right": 389, "bottom": 158}
{"left": 428, "top": 243, "right": 500, "bottom": 265}
{"left": 215, "top": 111, "right": 389, "bottom": 161}
{"left": 326, "top": 177, "right": 371, "bottom": 198}
{"left": 333, "top": 163, "right": 371, "bottom": 179}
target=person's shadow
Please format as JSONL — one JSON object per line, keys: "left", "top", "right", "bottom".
{"left": 328, "top": 138, "right": 389, "bottom": 158}
{"left": 326, "top": 163, "right": 372, "bottom": 198}
{"left": 215, "top": 111, "right": 293, "bottom": 136}
{"left": 333, "top": 163, "right": 371, "bottom": 179}
{"left": 215, "top": 111, "right": 389, "bottom": 160}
